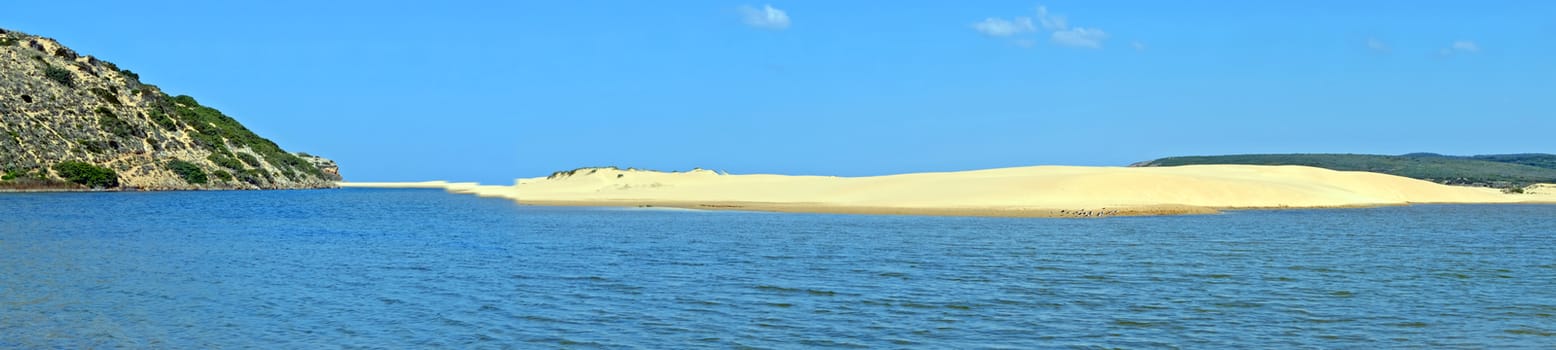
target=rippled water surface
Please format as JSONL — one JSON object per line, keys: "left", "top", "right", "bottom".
{"left": 3, "top": 189, "right": 1555, "bottom": 348}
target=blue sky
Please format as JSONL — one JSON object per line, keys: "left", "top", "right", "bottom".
{"left": 4, "top": 1, "right": 1552, "bottom": 183}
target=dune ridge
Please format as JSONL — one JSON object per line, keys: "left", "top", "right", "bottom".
{"left": 345, "top": 165, "right": 1556, "bottom": 217}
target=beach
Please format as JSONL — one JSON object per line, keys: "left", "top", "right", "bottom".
{"left": 342, "top": 165, "right": 1556, "bottom": 217}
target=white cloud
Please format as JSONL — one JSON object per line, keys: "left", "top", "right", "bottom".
{"left": 1131, "top": 41, "right": 1146, "bottom": 51}
{"left": 1366, "top": 38, "right": 1389, "bottom": 52}
{"left": 1451, "top": 40, "right": 1479, "bottom": 52}
{"left": 1438, "top": 40, "right": 1480, "bottom": 56}
{"left": 1036, "top": 6, "right": 1068, "bottom": 30}
{"left": 740, "top": 4, "right": 790, "bottom": 30}
{"left": 974, "top": 5, "right": 1109, "bottom": 49}
{"left": 972, "top": 17, "right": 1035, "bottom": 37}
{"left": 1052, "top": 27, "right": 1108, "bottom": 49}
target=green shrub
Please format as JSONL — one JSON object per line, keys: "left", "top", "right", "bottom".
{"left": 171, "top": 94, "right": 199, "bottom": 106}
{"left": 147, "top": 110, "right": 178, "bottom": 131}
{"left": 75, "top": 139, "right": 109, "bottom": 154}
{"left": 95, "top": 107, "right": 137, "bottom": 138}
{"left": 211, "top": 170, "right": 233, "bottom": 182}
{"left": 89, "top": 87, "right": 122, "bottom": 105}
{"left": 235, "top": 169, "right": 271, "bottom": 186}
{"left": 236, "top": 152, "right": 261, "bottom": 167}
{"left": 43, "top": 66, "right": 74, "bottom": 88}
{"left": 52, "top": 161, "right": 118, "bottom": 188}
{"left": 167, "top": 160, "right": 208, "bottom": 185}
{"left": 206, "top": 153, "right": 244, "bottom": 170}
{"left": 1, "top": 169, "right": 18, "bottom": 181}
{"left": 189, "top": 132, "right": 227, "bottom": 151}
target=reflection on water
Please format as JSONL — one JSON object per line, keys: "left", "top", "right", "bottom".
{"left": 2, "top": 189, "right": 1554, "bottom": 348}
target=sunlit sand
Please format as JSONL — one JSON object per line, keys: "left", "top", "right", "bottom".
{"left": 344, "top": 165, "right": 1556, "bottom": 217}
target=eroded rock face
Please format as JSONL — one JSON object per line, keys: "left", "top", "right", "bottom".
{"left": 295, "top": 153, "right": 343, "bottom": 181}
{"left": 1, "top": 28, "right": 337, "bottom": 190}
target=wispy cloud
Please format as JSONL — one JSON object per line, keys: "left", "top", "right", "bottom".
{"left": 1451, "top": 40, "right": 1479, "bottom": 52}
{"left": 972, "top": 17, "right": 1035, "bottom": 37}
{"left": 1036, "top": 5, "right": 1107, "bottom": 48}
{"left": 1366, "top": 38, "right": 1390, "bottom": 53}
{"left": 1052, "top": 28, "right": 1108, "bottom": 49}
{"left": 1131, "top": 41, "right": 1146, "bottom": 52}
{"left": 1439, "top": 40, "right": 1480, "bottom": 56}
{"left": 740, "top": 4, "right": 790, "bottom": 30}
{"left": 974, "top": 5, "right": 1110, "bottom": 49}
{"left": 1036, "top": 6, "right": 1068, "bottom": 30}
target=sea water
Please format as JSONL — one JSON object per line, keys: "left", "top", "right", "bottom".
{"left": 2, "top": 189, "right": 1554, "bottom": 348}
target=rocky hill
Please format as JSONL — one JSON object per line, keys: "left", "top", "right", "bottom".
{"left": 1, "top": 28, "right": 339, "bottom": 190}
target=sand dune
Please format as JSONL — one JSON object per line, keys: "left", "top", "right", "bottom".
{"left": 348, "top": 165, "right": 1556, "bottom": 217}
{"left": 1528, "top": 184, "right": 1556, "bottom": 195}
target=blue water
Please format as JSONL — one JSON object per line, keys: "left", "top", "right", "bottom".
{"left": 2, "top": 189, "right": 1554, "bottom": 348}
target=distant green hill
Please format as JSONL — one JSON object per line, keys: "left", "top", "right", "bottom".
{"left": 1468, "top": 153, "right": 1556, "bottom": 169}
{"left": 1133, "top": 153, "right": 1556, "bottom": 188}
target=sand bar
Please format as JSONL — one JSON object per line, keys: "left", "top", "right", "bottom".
{"left": 337, "top": 181, "right": 478, "bottom": 189}
{"left": 345, "top": 165, "right": 1556, "bottom": 218}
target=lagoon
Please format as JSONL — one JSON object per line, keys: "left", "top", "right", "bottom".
{"left": 2, "top": 189, "right": 1554, "bottom": 348}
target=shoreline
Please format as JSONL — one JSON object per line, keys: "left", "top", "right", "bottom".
{"left": 357, "top": 163, "right": 1556, "bottom": 218}
{"left": 0, "top": 186, "right": 339, "bottom": 193}
{"left": 0, "top": 188, "right": 120, "bottom": 193}
{"left": 509, "top": 199, "right": 1556, "bottom": 218}
{"left": 511, "top": 199, "right": 1226, "bottom": 218}
{"left": 9, "top": 179, "right": 1551, "bottom": 218}
{"left": 421, "top": 195, "right": 1551, "bottom": 218}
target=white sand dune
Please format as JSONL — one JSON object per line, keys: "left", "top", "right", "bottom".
{"left": 347, "top": 165, "right": 1555, "bottom": 217}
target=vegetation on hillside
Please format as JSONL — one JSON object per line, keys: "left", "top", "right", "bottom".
{"left": 1469, "top": 154, "right": 1556, "bottom": 170}
{"left": 2, "top": 27, "right": 338, "bottom": 190}
{"left": 94, "top": 107, "right": 138, "bottom": 138}
{"left": 0, "top": 168, "right": 74, "bottom": 190}
{"left": 1136, "top": 153, "right": 1556, "bottom": 188}
{"left": 151, "top": 94, "right": 326, "bottom": 180}
{"left": 167, "top": 160, "right": 208, "bottom": 185}
{"left": 42, "top": 65, "right": 74, "bottom": 87}
{"left": 51, "top": 161, "right": 119, "bottom": 188}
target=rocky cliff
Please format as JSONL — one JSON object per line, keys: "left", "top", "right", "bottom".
{"left": 1, "top": 28, "right": 339, "bottom": 190}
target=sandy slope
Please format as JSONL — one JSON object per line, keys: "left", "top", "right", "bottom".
{"left": 1528, "top": 184, "right": 1556, "bottom": 195}
{"left": 347, "top": 165, "right": 1555, "bottom": 217}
